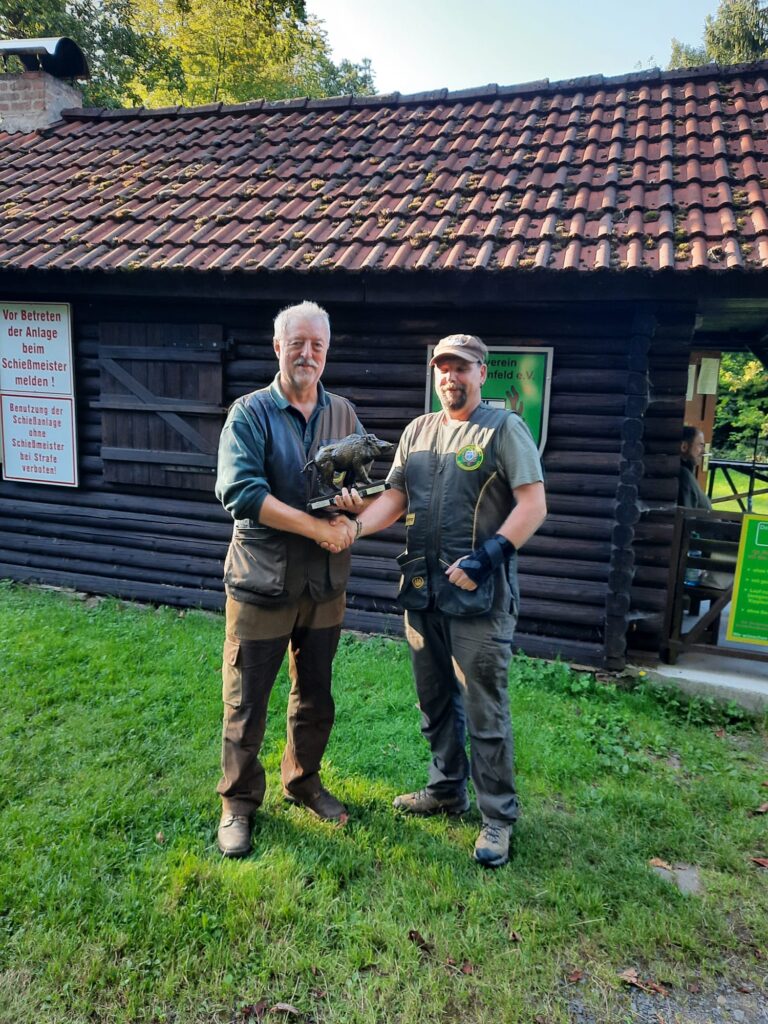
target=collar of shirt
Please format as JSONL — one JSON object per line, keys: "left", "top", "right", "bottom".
{"left": 268, "top": 372, "right": 330, "bottom": 451}
{"left": 268, "top": 373, "right": 330, "bottom": 412}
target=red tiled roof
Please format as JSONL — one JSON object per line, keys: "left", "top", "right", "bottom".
{"left": 3, "top": 62, "right": 768, "bottom": 274}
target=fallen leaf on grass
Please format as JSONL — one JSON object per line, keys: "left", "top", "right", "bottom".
{"left": 270, "top": 1004, "right": 301, "bottom": 1016}
{"left": 310, "top": 988, "right": 326, "bottom": 999}
{"left": 241, "top": 1003, "right": 268, "bottom": 1020}
{"left": 648, "top": 857, "right": 673, "bottom": 871}
{"left": 618, "top": 968, "right": 669, "bottom": 996}
{"left": 509, "top": 930, "right": 523, "bottom": 943}
{"left": 620, "top": 971, "right": 646, "bottom": 990}
{"left": 460, "top": 960, "right": 475, "bottom": 975}
{"left": 310, "top": 965, "right": 319, "bottom": 977}
{"left": 566, "top": 969, "right": 584, "bottom": 984}
{"left": 750, "top": 857, "right": 768, "bottom": 868}
{"left": 407, "top": 929, "right": 434, "bottom": 955}
{"left": 750, "top": 803, "right": 768, "bottom": 815}
{"left": 686, "top": 982, "right": 701, "bottom": 994}
{"left": 714, "top": 728, "right": 726, "bottom": 739}
{"left": 155, "top": 831, "right": 165, "bottom": 844}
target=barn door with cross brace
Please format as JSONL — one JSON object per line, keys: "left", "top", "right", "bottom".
{"left": 97, "top": 323, "right": 226, "bottom": 492}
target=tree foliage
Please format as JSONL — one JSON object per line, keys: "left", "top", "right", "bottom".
{"left": 0, "top": 0, "right": 375, "bottom": 108}
{"left": 713, "top": 353, "right": 768, "bottom": 460}
{"left": 131, "top": 1, "right": 374, "bottom": 106}
{"left": 669, "top": 0, "right": 768, "bottom": 68}
{"left": 0, "top": 0, "right": 184, "bottom": 106}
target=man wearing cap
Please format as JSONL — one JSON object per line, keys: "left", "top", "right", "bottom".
{"left": 350, "top": 334, "right": 547, "bottom": 867}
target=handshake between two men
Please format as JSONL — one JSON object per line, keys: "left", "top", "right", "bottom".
{"left": 313, "top": 486, "right": 365, "bottom": 554}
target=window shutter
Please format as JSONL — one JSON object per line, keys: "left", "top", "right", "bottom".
{"left": 97, "top": 323, "right": 225, "bottom": 492}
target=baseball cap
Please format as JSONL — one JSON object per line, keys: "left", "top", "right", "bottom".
{"left": 429, "top": 334, "right": 488, "bottom": 366}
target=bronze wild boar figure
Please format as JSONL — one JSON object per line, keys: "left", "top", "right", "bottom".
{"left": 304, "top": 432, "right": 393, "bottom": 491}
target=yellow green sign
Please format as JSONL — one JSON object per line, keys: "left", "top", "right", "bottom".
{"left": 427, "top": 346, "right": 553, "bottom": 453}
{"left": 726, "top": 514, "right": 768, "bottom": 647}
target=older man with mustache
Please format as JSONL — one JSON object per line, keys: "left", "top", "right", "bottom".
{"left": 214, "top": 301, "right": 362, "bottom": 857}
{"left": 351, "top": 334, "right": 547, "bottom": 868}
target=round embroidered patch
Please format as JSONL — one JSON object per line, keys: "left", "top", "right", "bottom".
{"left": 455, "top": 444, "right": 484, "bottom": 471}
{"left": 412, "top": 576, "right": 425, "bottom": 589}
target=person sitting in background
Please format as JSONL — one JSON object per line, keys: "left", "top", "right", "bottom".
{"left": 678, "top": 425, "right": 732, "bottom": 591}
{"left": 678, "top": 425, "right": 711, "bottom": 509}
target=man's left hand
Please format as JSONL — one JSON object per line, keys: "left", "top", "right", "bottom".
{"left": 333, "top": 487, "right": 364, "bottom": 513}
{"left": 445, "top": 558, "right": 478, "bottom": 591}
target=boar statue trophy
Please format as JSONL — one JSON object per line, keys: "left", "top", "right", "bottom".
{"left": 304, "top": 432, "right": 393, "bottom": 512}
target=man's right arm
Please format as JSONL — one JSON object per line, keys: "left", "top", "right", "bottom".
{"left": 355, "top": 486, "right": 408, "bottom": 538}
{"left": 216, "top": 404, "right": 354, "bottom": 550}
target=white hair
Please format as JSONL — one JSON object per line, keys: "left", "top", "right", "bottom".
{"left": 273, "top": 301, "right": 330, "bottom": 343}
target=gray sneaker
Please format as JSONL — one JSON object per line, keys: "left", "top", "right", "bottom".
{"left": 217, "top": 813, "right": 251, "bottom": 858}
{"left": 393, "top": 788, "right": 470, "bottom": 816}
{"left": 473, "top": 822, "right": 510, "bottom": 867}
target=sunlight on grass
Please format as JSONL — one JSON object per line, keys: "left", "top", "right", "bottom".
{"left": 709, "top": 468, "right": 768, "bottom": 514}
{"left": 0, "top": 584, "right": 766, "bottom": 1023}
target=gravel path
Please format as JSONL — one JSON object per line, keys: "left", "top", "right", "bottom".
{"left": 567, "top": 980, "right": 768, "bottom": 1023}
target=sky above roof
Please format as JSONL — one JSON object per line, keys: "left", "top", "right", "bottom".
{"left": 307, "top": 0, "right": 721, "bottom": 95}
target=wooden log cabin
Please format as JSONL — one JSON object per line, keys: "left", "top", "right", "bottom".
{"left": 1, "top": 43, "right": 767, "bottom": 669}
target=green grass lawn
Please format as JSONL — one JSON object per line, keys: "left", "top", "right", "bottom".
{"left": 1, "top": 583, "right": 766, "bottom": 1024}
{"left": 709, "top": 468, "right": 768, "bottom": 514}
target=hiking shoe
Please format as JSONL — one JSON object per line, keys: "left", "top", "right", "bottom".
{"left": 393, "top": 788, "right": 470, "bottom": 817}
{"left": 284, "top": 786, "right": 348, "bottom": 822}
{"left": 217, "top": 813, "right": 251, "bottom": 858}
{"left": 473, "top": 822, "right": 510, "bottom": 868}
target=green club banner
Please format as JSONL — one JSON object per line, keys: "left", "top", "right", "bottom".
{"left": 427, "top": 346, "right": 553, "bottom": 453}
{"left": 726, "top": 514, "right": 768, "bottom": 647}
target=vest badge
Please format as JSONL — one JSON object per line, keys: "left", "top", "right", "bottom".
{"left": 455, "top": 444, "right": 484, "bottom": 471}
{"left": 412, "top": 576, "right": 425, "bottom": 589}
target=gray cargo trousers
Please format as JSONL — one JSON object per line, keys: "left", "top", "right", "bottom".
{"left": 404, "top": 607, "right": 519, "bottom": 825}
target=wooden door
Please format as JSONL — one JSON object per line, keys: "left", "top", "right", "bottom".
{"left": 97, "top": 323, "right": 225, "bottom": 492}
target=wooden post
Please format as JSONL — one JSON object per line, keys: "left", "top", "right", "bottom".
{"left": 603, "top": 312, "right": 656, "bottom": 669}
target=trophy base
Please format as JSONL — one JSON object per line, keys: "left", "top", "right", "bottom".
{"left": 307, "top": 481, "right": 391, "bottom": 513}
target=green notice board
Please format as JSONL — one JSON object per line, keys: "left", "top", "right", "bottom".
{"left": 726, "top": 514, "right": 768, "bottom": 646}
{"left": 427, "top": 346, "right": 553, "bottom": 453}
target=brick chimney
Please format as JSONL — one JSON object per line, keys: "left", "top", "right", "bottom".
{"left": 0, "top": 70, "right": 82, "bottom": 133}
{"left": 0, "top": 37, "right": 88, "bottom": 133}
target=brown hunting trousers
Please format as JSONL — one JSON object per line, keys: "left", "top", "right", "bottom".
{"left": 217, "top": 591, "right": 345, "bottom": 816}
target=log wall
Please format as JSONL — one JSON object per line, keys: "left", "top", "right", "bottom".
{"left": 627, "top": 312, "right": 696, "bottom": 658}
{"left": 0, "top": 291, "right": 698, "bottom": 667}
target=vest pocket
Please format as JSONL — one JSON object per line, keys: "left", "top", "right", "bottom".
{"left": 224, "top": 526, "right": 288, "bottom": 598}
{"left": 436, "top": 573, "right": 495, "bottom": 616}
{"left": 396, "top": 552, "right": 431, "bottom": 611}
{"left": 327, "top": 546, "right": 352, "bottom": 593}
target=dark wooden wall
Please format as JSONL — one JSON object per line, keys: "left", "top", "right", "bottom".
{"left": 628, "top": 314, "right": 695, "bottom": 658}
{"left": 0, "top": 289, "right": 698, "bottom": 668}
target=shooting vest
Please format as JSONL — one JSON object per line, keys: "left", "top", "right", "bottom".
{"left": 224, "top": 387, "right": 358, "bottom": 606}
{"left": 396, "top": 406, "right": 521, "bottom": 617}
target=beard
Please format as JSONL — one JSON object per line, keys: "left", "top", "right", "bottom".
{"left": 439, "top": 385, "right": 467, "bottom": 411}
{"left": 285, "top": 358, "right": 320, "bottom": 387}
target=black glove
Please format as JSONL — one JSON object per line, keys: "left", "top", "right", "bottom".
{"left": 457, "top": 534, "right": 515, "bottom": 585}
